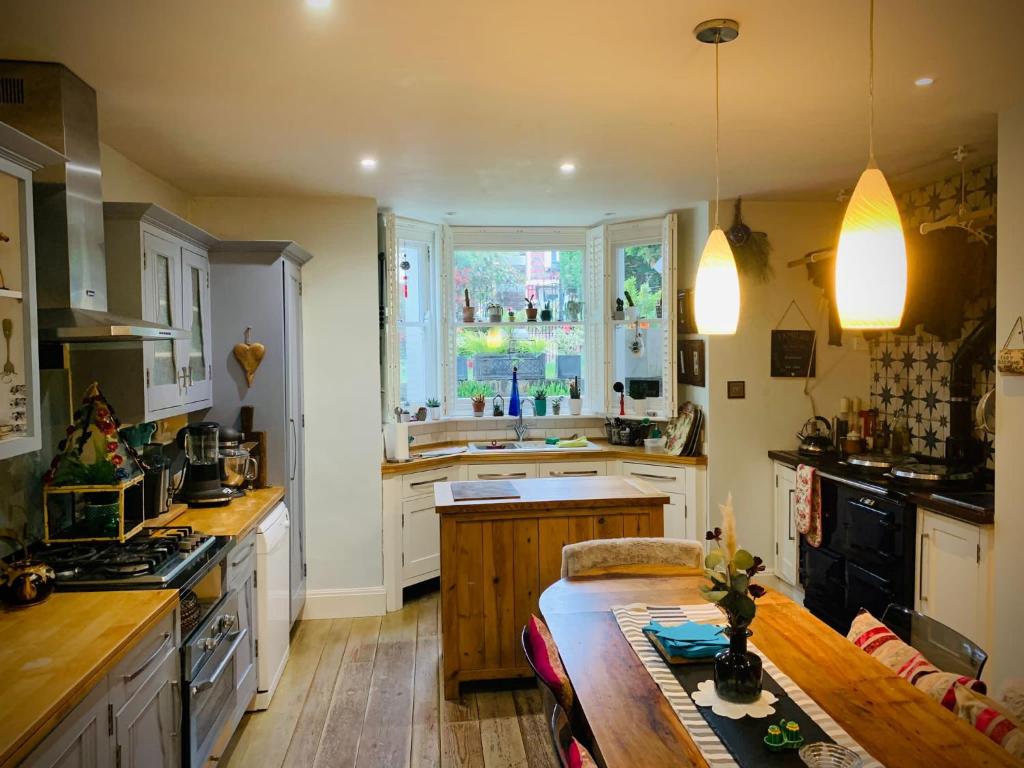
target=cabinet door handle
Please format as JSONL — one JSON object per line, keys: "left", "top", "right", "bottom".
{"left": 170, "top": 681, "right": 181, "bottom": 738}
{"left": 410, "top": 476, "right": 448, "bottom": 488}
{"left": 549, "top": 470, "right": 598, "bottom": 477}
{"left": 123, "top": 633, "right": 172, "bottom": 682}
{"left": 630, "top": 472, "right": 676, "bottom": 482}
{"left": 289, "top": 418, "right": 298, "bottom": 481}
{"left": 919, "top": 533, "right": 929, "bottom": 602}
{"left": 788, "top": 489, "right": 795, "bottom": 541}
{"left": 231, "top": 541, "right": 256, "bottom": 567}
{"left": 478, "top": 472, "right": 527, "bottom": 479}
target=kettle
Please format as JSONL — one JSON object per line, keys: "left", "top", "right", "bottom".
{"left": 797, "top": 417, "right": 834, "bottom": 456}
{"left": 0, "top": 529, "right": 55, "bottom": 607}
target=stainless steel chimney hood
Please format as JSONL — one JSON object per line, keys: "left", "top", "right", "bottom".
{"left": 0, "top": 60, "right": 188, "bottom": 342}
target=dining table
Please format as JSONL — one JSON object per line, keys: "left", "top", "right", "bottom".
{"left": 538, "top": 569, "right": 1018, "bottom": 767}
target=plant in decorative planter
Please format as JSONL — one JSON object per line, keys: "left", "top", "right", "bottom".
{"left": 426, "top": 398, "right": 441, "bottom": 420}
{"left": 624, "top": 290, "right": 638, "bottom": 323}
{"left": 613, "top": 297, "right": 625, "bottom": 321}
{"left": 701, "top": 495, "right": 767, "bottom": 704}
{"left": 462, "top": 288, "right": 476, "bottom": 323}
{"left": 551, "top": 396, "right": 562, "bottom": 415}
{"left": 532, "top": 387, "right": 547, "bottom": 416}
{"left": 471, "top": 393, "right": 487, "bottom": 417}
{"left": 540, "top": 301, "right": 553, "bottom": 322}
{"left": 524, "top": 295, "right": 538, "bottom": 322}
{"left": 565, "top": 296, "right": 582, "bottom": 322}
{"left": 507, "top": 309, "right": 516, "bottom": 322}
{"left": 487, "top": 303, "right": 503, "bottom": 323}
{"left": 568, "top": 377, "right": 582, "bottom": 415}
{"left": 628, "top": 380, "right": 648, "bottom": 415}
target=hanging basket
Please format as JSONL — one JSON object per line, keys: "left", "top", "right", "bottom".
{"left": 998, "top": 317, "right": 1024, "bottom": 375}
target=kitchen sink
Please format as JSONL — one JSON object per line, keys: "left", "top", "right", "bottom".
{"left": 466, "top": 440, "right": 599, "bottom": 453}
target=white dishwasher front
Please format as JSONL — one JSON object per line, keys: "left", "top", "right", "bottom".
{"left": 250, "top": 502, "right": 291, "bottom": 711}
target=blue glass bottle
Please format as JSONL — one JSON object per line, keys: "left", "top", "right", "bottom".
{"left": 509, "top": 366, "right": 521, "bottom": 417}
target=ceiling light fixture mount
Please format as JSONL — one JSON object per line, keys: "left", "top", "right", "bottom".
{"left": 559, "top": 161, "right": 576, "bottom": 174}
{"left": 692, "top": 18, "right": 741, "bottom": 336}
{"left": 914, "top": 76, "right": 935, "bottom": 87}
{"left": 360, "top": 156, "right": 378, "bottom": 170}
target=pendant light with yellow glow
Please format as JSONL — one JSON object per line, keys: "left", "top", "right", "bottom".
{"left": 693, "top": 19, "right": 741, "bottom": 335}
{"left": 835, "top": 0, "right": 907, "bottom": 330}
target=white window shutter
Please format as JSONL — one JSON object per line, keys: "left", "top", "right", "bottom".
{"left": 585, "top": 224, "right": 607, "bottom": 414}
{"left": 662, "top": 213, "right": 678, "bottom": 417}
{"left": 382, "top": 210, "right": 399, "bottom": 416}
{"left": 439, "top": 223, "right": 455, "bottom": 413}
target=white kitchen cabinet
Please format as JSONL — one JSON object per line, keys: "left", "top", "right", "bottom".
{"left": 113, "top": 648, "right": 180, "bottom": 768}
{"left": 69, "top": 203, "right": 218, "bottom": 423}
{"left": 402, "top": 494, "right": 441, "bottom": 584}
{"left": 616, "top": 461, "right": 706, "bottom": 542}
{"left": 773, "top": 462, "right": 798, "bottom": 586}
{"left": 20, "top": 681, "right": 112, "bottom": 768}
{"left": 0, "top": 123, "right": 63, "bottom": 461}
{"left": 915, "top": 507, "right": 994, "bottom": 650}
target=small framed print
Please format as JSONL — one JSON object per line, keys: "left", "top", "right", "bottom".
{"left": 727, "top": 380, "right": 746, "bottom": 399}
{"left": 677, "top": 339, "right": 705, "bottom": 387}
{"left": 677, "top": 290, "right": 696, "bottom": 335}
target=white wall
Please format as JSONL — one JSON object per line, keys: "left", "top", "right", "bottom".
{"left": 99, "top": 143, "right": 192, "bottom": 218}
{"left": 699, "top": 201, "right": 872, "bottom": 558}
{"left": 992, "top": 102, "right": 1024, "bottom": 689}
{"left": 189, "top": 196, "right": 384, "bottom": 617}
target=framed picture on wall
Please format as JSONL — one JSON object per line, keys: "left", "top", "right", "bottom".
{"left": 677, "top": 339, "right": 706, "bottom": 387}
{"left": 677, "top": 290, "right": 696, "bottom": 335}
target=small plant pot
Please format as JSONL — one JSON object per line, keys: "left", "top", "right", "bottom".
{"left": 540, "top": 309, "right": 553, "bottom": 322}
{"left": 428, "top": 406, "right": 441, "bottom": 420}
{"left": 525, "top": 307, "right": 538, "bottom": 322}
{"left": 569, "top": 398, "right": 582, "bottom": 415}
{"left": 472, "top": 401, "right": 486, "bottom": 417}
{"left": 507, "top": 311, "right": 516, "bottom": 322}
{"left": 551, "top": 401, "right": 562, "bottom": 415}
{"left": 487, "top": 309, "right": 503, "bottom": 323}
{"left": 462, "top": 307, "right": 476, "bottom": 323}
{"left": 625, "top": 306, "right": 639, "bottom": 323}
{"left": 534, "top": 399, "right": 547, "bottom": 416}
{"left": 612, "top": 310, "right": 624, "bottom": 321}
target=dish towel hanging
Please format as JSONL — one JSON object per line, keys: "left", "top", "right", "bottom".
{"left": 794, "top": 464, "right": 822, "bottom": 548}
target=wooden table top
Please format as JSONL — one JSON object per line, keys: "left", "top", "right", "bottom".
{"left": 149, "top": 486, "right": 285, "bottom": 538}
{"left": 539, "top": 572, "right": 1018, "bottom": 768}
{"left": 434, "top": 475, "right": 670, "bottom": 514}
{"left": 0, "top": 590, "right": 179, "bottom": 768}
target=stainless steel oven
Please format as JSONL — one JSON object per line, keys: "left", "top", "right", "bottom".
{"left": 183, "top": 588, "right": 246, "bottom": 767}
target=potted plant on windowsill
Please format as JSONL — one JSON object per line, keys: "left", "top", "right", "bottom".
{"left": 487, "top": 303, "right": 503, "bottom": 323}
{"left": 462, "top": 288, "right": 476, "bottom": 323}
{"left": 701, "top": 495, "right": 767, "bottom": 704}
{"left": 533, "top": 387, "right": 547, "bottom": 416}
{"left": 628, "top": 380, "right": 648, "bottom": 416}
{"left": 568, "top": 377, "right": 582, "bottom": 415}
{"left": 471, "top": 393, "right": 486, "bottom": 417}
{"left": 551, "top": 396, "right": 563, "bottom": 416}
{"left": 540, "top": 301, "right": 553, "bottom": 322}
{"left": 426, "top": 398, "right": 441, "bottom": 420}
{"left": 524, "top": 295, "right": 538, "bottom": 322}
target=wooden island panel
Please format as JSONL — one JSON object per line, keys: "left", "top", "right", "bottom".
{"left": 436, "top": 476, "right": 668, "bottom": 699}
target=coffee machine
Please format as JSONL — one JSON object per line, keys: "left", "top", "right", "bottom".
{"left": 175, "top": 422, "right": 234, "bottom": 507}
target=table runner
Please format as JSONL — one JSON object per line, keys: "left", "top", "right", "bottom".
{"left": 613, "top": 604, "right": 882, "bottom": 768}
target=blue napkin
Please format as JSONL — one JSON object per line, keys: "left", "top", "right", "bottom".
{"left": 644, "top": 620, "right": 727, "bottom": 659}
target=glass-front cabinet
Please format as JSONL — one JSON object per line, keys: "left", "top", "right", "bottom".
{"left": 0, "top": 123, "right": 64, "bottom": 460}
{"left": 142, "top": 231, "right": 184, "bottom": 412}
{"left": 181, "top": 246, "right": 213, "bottom": 406}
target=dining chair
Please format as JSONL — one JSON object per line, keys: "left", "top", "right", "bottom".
{"left": 559, "top": 537, "right": 704, "bottom": 578}
{"left": 522, "top": 623, "right": 593, "bottom": 759}
{"left": 881, "top": 603, "right": 988, "bottom": 679}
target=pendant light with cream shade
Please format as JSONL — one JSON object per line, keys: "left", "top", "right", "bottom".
{"left": 835, "top": 0, "right": 907, "bottom": 330}
{"left": 693, "top": 19, "right": 741, "bottom": 335}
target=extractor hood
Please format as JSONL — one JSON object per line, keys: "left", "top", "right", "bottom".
{"left": 0, "top": 60, "right": 188, "bottom": 342}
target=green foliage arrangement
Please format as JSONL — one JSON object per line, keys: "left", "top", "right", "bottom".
{"left": 568, "top": 377, "right": 581, "bottom": 400}
{"left": 533, "top": 387, "right": 547, "bottom": 401}
{"left": 426, "top": 398, "right": 441, "bottom": 407}
{"left": 700, "top": 495, "right": 767, "bottom": 629}
{"left": 457, "top": 380, "right": 497, "bottom": 398}
{"left": 52, "top": 455, "right": 118, "bottom": 487}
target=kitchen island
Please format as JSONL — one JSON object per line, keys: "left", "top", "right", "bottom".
{"left": 435, "top": 475, "right": 669, "bottom": 698}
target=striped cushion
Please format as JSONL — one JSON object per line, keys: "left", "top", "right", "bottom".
{"left": 847, "top": 610, "right": 986, "bottom": 710}
{"left": 526, "top": 614, "right": 574, "bottom": 710}
{"left": 954, "top": 682, "right": 1024, "bottom": 760}
{"left": 567, "top": 738, "right": 598, "bottom": 768}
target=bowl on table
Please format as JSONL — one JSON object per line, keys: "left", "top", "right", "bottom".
{"left": 798, "top": 743, "right": 862, "bottom": 768}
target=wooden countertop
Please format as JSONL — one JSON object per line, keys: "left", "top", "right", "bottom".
{"left": 0, "top": 590, "right": 179, "bottom": 768}
{"left": 435, "top": 475, "right": 671, "bottom": 514}
{"left": 151, "top": 486, "right": 286, "bottom": 539}
{"left": 382, "top": 439, "right": 707, "bottom": 476}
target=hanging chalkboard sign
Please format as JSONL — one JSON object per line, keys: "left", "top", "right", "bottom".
{"left": 771, "top": 329, "right": 816, "bottom": 377}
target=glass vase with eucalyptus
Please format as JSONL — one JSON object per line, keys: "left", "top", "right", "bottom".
{"left": 700, "top": 494, "right": 768, "bottom": 703}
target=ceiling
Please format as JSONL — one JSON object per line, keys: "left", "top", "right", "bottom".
{"left": 1, "top": 0, "right": 1022, "bottom": 225}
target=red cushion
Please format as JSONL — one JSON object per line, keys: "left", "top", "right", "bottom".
{"left": 527, "top": 614, "right": 574, "bottom": 710}
{"left": 568, "top": 738, "right": 597, "bottom": 768}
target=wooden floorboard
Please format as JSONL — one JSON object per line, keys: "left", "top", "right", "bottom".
{"left": 223, "top": 589, "right": 555, "bottom": 768}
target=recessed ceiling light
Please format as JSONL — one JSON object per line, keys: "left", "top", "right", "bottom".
{"left": 914, "top": 76, "right": 935, "bottom": 87}
{"left": 604, "top": 212, "right": 616, "bottom": 217}
{"left": 559, "top": 161, "right": 576, "bottom": 174}
{"left": 360, "top": 156, "right": 377, "bottom": 170}
{"left": 445, "top": 211, "right": 457, "bottom": 216}
{"left": 306, "top": 0, "right": 331, "bottom": 9}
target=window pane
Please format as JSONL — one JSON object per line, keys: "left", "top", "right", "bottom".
{"left": 616, "top": 243, "right": 663, "bottom": 319}
{"left": 397, "top": 239, "right": 429, "bottom": 323}
{"left": 453, "top": 250, "right": 583, "bottom": 323}
{"left": 189, "top": 266, "right": 207, "bottom": 382}
{"left": 455, "top": 324, "right": 584, "bottom": 403}
{"left": 152, "top": 254, "right": 176, "bottom": 386}
{"left": 399, "top": 325, "right": 429, "bottom": 405}
{"left": 612, "top": 322, "right": 664, "bottom": 402}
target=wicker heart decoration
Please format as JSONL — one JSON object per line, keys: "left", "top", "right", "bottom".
{"left": 233, "top": 327, "right": 265, "bottom": 387}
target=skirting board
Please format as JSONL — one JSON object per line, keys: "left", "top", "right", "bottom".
{"left": 302, "top": 585, "right": 387, "bottom": 619}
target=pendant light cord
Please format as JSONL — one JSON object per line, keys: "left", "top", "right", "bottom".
{"left": 714, "top": 34, "right": 721, "bottom": 228}
{"left": 867, "top": 0, "right": 876, "bottom": 164}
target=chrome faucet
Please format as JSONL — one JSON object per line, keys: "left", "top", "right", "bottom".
{"left": 513, "top": 398, "right": 534, "bottom": 442}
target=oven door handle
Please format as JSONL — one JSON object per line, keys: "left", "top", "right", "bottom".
{"left": 190, "top": 628, "right": 246, "bottom": 696}
{"left": 846, "top": 498, "right": 896, "bottom": 522}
